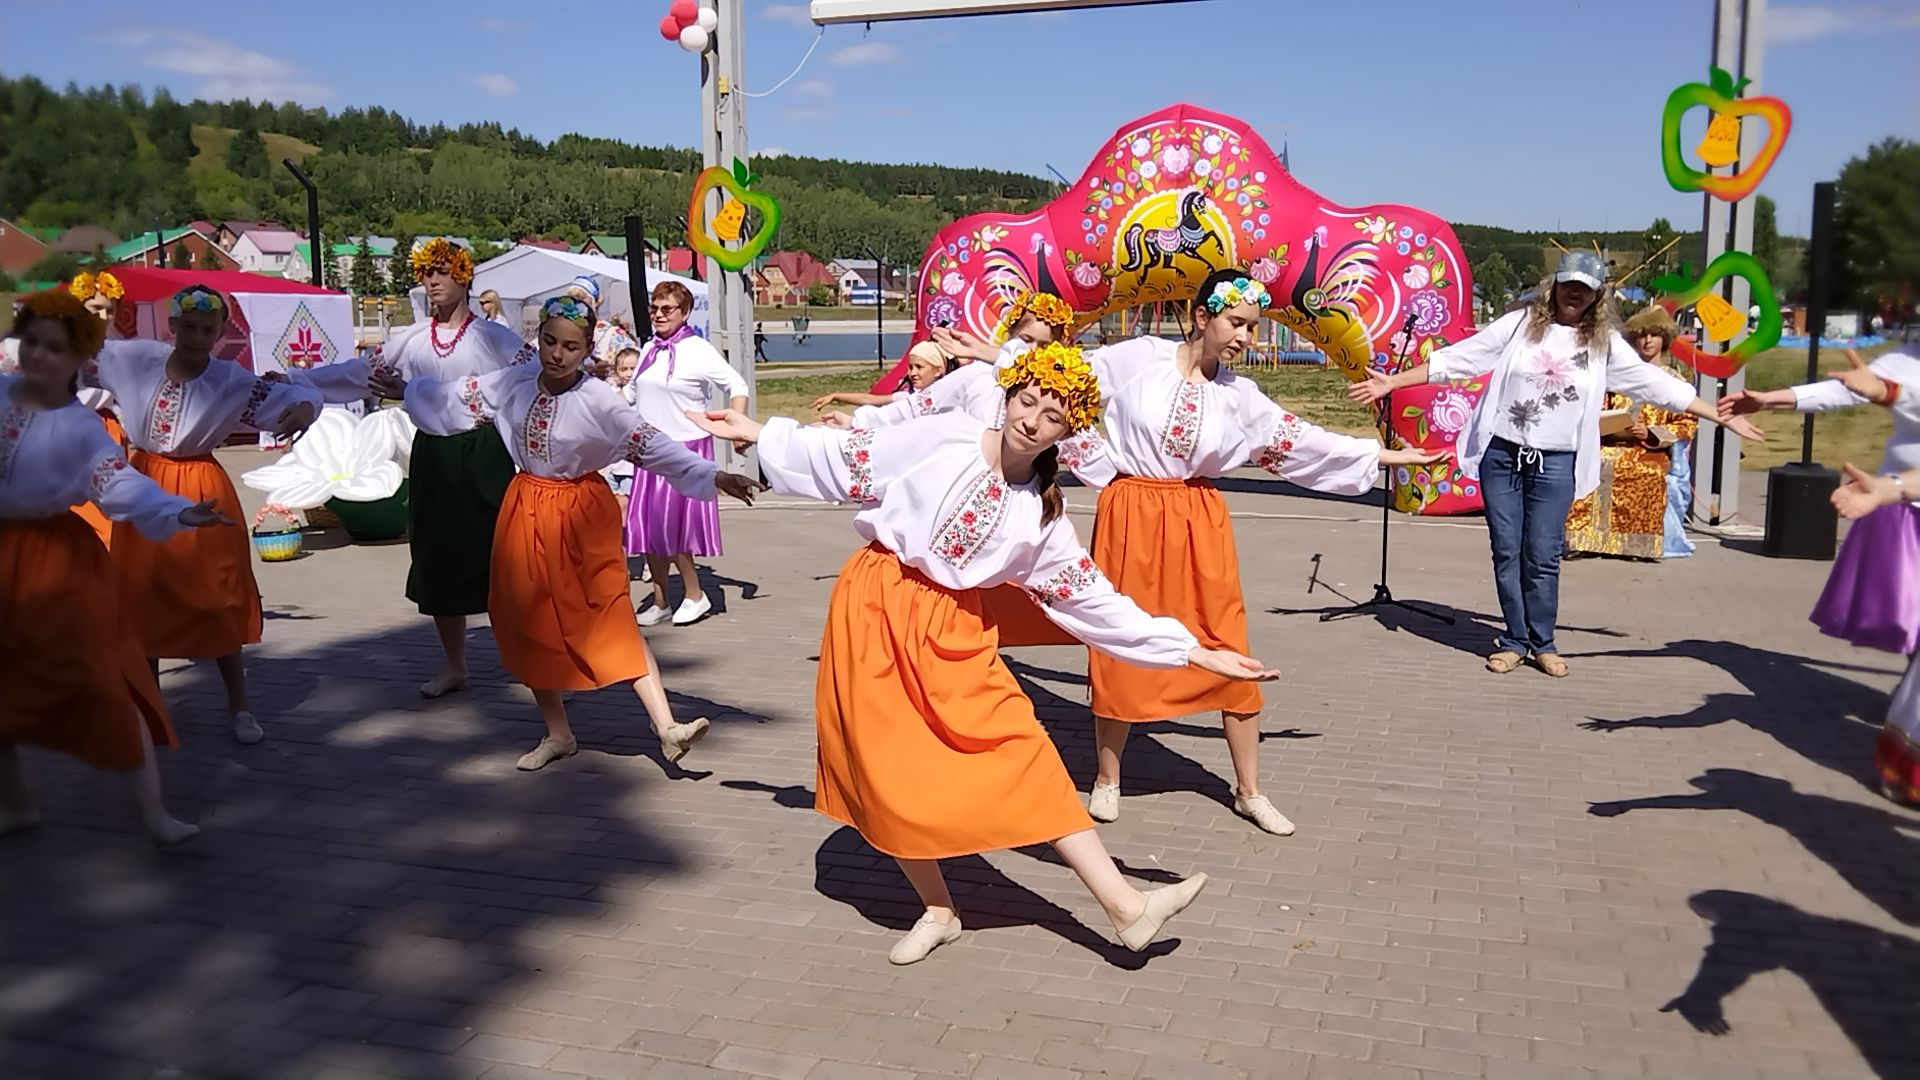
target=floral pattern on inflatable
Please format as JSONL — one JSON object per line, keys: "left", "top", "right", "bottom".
{"left": 880, "top": 103, "right": 1483, "bottom": 514}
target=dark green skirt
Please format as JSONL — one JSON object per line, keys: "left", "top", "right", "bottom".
{"left": 406, "top": 426, "right": 515, "bottom": 616}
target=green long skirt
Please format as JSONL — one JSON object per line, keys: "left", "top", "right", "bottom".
{"left": 406, "top": 426, "right": 515, "bottom": 617}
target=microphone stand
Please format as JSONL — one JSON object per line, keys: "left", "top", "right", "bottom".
{"left": 1322, "top": 311, "right": 1454, "bottom": 625}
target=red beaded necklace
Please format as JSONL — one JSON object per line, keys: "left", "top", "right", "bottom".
{"left": 428, "top": 312, "right": 474, "bottom": 358}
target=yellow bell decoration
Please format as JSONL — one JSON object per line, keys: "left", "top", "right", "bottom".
{"left": 1694, "top": 292, "right": 1744, "bottom": 342}
{"left": 712, "top": 199, "right": 747, "bottom": 242}
{"left": 1695, "top": 111, "right": 1741, "bottom": 169}
{"left": 995, "top": 342, "right": 1102, "bottom": 433}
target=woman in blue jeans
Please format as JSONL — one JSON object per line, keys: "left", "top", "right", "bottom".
{"left": 1351, "top": 252, "right": 1764, "bottom": 676}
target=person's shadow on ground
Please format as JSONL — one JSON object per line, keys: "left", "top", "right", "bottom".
{"left": 1579, "top": 639, "right": 1898, "bottom": 789}
{"left": 1589, "top": 767, "right": 1920, "bottom": 926}
{"left": 1664, "top": 890, "right": 1920, "bottom": 1079}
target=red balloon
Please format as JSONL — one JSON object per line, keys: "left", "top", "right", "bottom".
{"left": 668, "top": 0, "right": 698, "bottom": 25}
{"left": 659, "top": 13, "right": 682, "bottom": 40}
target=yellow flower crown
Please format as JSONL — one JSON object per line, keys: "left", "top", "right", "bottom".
{"left": 996, "top": 341, "right": 1102, "bottom": 433}
{"left": 410, "top": 238, "right": 475, "bottom": 284}
{"left": 993, "top": 290, "right": 1075, "bottom": 344}
{"left": 21, "top": 288, "right": 106, "bottom": 360}
{"left": 68, "top": 271, "right": 124, "bottom": 302}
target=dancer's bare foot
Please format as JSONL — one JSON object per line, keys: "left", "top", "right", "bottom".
{"left": 659, "top": 717, "right": 710, "bottom": 763}
{"left": 145, "top": 815, "right": 200, "bottom": 847}
{"left": 419, "top": 671, "right": 469, "bottom": 699}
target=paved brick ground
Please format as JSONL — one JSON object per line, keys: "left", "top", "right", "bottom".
{"left": 3, "top": 450, "right": 1917, "bottom": 1080}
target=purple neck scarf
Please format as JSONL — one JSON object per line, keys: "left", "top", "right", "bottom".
{"left": 638, "top": 325, "right": 694, "bottom": 380}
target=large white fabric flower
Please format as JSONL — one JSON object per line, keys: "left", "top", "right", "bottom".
{"left": 242, "top": 406, "right": 412, "bottom": 508}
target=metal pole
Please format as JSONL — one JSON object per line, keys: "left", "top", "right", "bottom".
{"left": 867, "top": 247, "right": 886, "bottom": 369}
{"left": 1800, "top": 181, "right": 1836, "bottom": 465}
{"left": 703, "top": 0, "right": 754, "bottom": 473}
{"left": 624, "top": 214, "right": 650, "bottom": 345}
{"left": 284, "top": 159, "right": 322, "bottom": 289}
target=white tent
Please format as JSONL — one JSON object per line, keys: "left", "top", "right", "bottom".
{"left": 409, "top": 246, "right": 709, "bottom": 339}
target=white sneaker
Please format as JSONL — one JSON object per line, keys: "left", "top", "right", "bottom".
{"left": 888, "top": 914, "right": 962, "bottom": 965}
{"left": 1088, "top": 783, "right": 1121, "bottom": 822}
{"left": 637, "top": 602, "right": 673, "bottom": 627}
{"left": 232, "top": 712, "right": 264, "bottom": 745}
{"left": 1233, "top": 794, "right": 1296, "bottom": 836}
{"left": 671, "top": 593, "right": 713, "bottom": 626}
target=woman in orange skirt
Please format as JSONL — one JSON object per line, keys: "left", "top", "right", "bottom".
{"left": 68, "top": 270, "right": 129, "bottom": 549}
{"left": 371, "top": 296, "right": 760, "bottom": 770}
{"left": 90, "top": 286, "right": 323, "bottom": 746}
{"left": 1, "top": 291, "right": 228, "bottom": 843}
{"left": 1074, "top": 269, "right": 1444, "bottom": 834}
{"left": 694, "top": 343, "right": 1277, "bottom": 965}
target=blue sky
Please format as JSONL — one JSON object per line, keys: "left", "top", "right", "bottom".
{"left": 10, "top": 0, "right": 1919, "bottom": 234}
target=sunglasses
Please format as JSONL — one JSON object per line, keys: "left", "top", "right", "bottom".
{"left": 649, "top": 304, "right": 686, "bottom": 316}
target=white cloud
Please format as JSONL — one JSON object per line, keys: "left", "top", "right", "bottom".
{"left": 758, "top": 147, "right": 790, "bottom": 157}
{"left": 831, "top": 41, "right": 903, "bottom": 65}
{"left": 99, "top": 30, "right": 331, "bottom": 102}
{"left": 1769, "top": 4, "right": 1920, "bottom": 45}
{"left": 793, "top": 79, "right": 832, "bottom": 97}
{"left": 763, "top": 3, "right": 813, "bottom": 26}
{"left": 468, "top": 73, "right": 518, "bottom": 97}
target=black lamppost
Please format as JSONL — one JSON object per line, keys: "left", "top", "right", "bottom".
{"left": 283, "top": 159, "right": 321, "bottom": 289}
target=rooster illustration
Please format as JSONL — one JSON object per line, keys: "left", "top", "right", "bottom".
{"left": 1274, "top": 226, "right": 1381, "bottom": 381}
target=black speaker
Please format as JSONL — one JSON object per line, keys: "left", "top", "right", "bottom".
{"left": 1763, "top": 463, "right": 1841, "bottom": 560}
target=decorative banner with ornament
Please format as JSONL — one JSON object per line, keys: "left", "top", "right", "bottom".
{"left": 239, "top": 292, "right": 354, "bottom": 380}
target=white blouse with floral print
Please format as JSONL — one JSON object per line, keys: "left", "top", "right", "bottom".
{"left": 402, "top": 361, "right": 717, "bottom": 497}
{"left": 757, "top": 410, "right": 1199, "bottom": 669}
{"left": 0, "top": 376, "right": 195, "bottom": 539}
{"left": 90, "top": 340, "right": 324, "bottom": 457}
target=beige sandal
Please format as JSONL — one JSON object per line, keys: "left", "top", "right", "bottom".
{"left": 1532, "top": 652, "right": 1569, "bottom": 678}
{"left": 1486, "top": 650, "right": 1523, "bottom": 674}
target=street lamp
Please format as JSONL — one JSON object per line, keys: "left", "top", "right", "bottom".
{"left": 283, "top": 159, "right": 322, "bottom": 289}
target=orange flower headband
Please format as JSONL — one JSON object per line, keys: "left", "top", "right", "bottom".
{"left": 68, "top": 271, "right": 124, "bottom": 302}
{"left": 21, "top": 289, "right": 106, "bottom": 360}
{"left": 996, "top": 341, "right": 1101, "bottom": 432}
{"left": 995, "top": 290, "right": 1075, "bottom": 344}
{"left": 410, "top": 238, "right": 475, "bottom": 284}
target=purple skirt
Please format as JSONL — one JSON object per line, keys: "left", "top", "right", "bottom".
{"left": 625, "top": 435, "right": 723, "bottom": 557}
{"left": 1810, "top": 501, "right": 1919, "bottom": 654}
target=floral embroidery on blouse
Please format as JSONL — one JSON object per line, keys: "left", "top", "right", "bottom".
{"left": 0, "top": 406, "right": 33, "bottom": 484}
{"left": 1159, "top": 380, "right": 1205, "bottom": 459}
{"left": 510, "top": 342, "right": 538, "bottom": 366}
{"left": 146, "top": 379, "right": 186, "bottom": 452}
{"left": 930, "top": 471, "right": 1009, "bottom": 568}
{"left": 87, "top": 452, "right": 131, "bottom": 498}
{"left": 1056, "top": 429, "right": 1102, "bottom": 470}
{"left": 523, "top": 392, "right": 557, "bottom": 461}
{"left": 620, "top": 422, "right": 666, "bottom": 464}
{"left": 1025, "top": 554, "right": 1105, "bottom": 606}
{"left": 913, "top": 392, "right": 938, "bottom": 416}
{"left": 237, "top": 378, "right": 276, "bottom": 430}
{"left": 1252, "top": 411, "right": 1307, "bottom": 474}
{"left": 457, "top": 375, "right": 486, "bottom": 421}
{"left": 843, "top": 428, "right": 876, "bottom": 501}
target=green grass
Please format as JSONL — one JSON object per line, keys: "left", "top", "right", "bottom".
{"left": 753, "top": 370, "right": 882, "bottom": 421}
{"left": 1726, "top": 343, "right": 1898, "bottom": 470}
{"left": 188, "top": 125, "right": 319, "bottom": 174}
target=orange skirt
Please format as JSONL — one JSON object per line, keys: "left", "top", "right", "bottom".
{"left": 0, "top": 514, "right": 175, "bottom": 769}
{"left": 113, "top": 451, "right": 262, "bottom": 659}
{"left": 489, "top": 473, "right": 651, "bottom": 691}
{"left": 73, "top": 412, "right": 127, "bottom": 550}
{"left": 1088, "top": 476, "right": 1261, "bottom": 722}
{"left": 814, "top": 544, "right": 1093, "bottom": 859}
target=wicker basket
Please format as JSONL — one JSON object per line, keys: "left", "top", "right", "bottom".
{"left": 251, "top": 504, "right": 304, "bottom": 562}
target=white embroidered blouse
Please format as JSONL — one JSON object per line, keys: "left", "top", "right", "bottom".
{"left": 90, "top": 340, "right": 323, "bottom": 457}
{"left": 1084, "top": 336, "right": 1381, "bottom": 495}
{"left": 377, "top": 315, "right": 528, "bottom": 387}
{"left": 1789, "top": 350, "right": 1920, "bottom": 477}
{"left": 402, "top": 362, "right": 718, "bottom": 496}
{"left": 757, "top": 411, "right": 1200, "bottom": 669}
{"left": 0, "top": 376, "right": 195, "bottom": 539}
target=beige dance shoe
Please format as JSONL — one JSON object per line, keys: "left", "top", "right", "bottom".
{"left": 517, "top": 736, "right": 578, "bottom": 771}
{"left": 1233, "top": 794, "right": 1295, "bottom": 836}
{"left": 660, "top": 717, "right": 710, "bottom": 763}
{"left": 231, "top": 711, "right": 264, "bottom": 745}
{"left": 1118, "top": 872, "right": 1209, "bottom": 952}
{"left": 419, "top": 672, "right": 470, "bottom": 699}
{"left": 1088, "top": 783, "right": 1121, "bottom": 822}
{"left": 889, "top": 913, "right": 962, "bottom": 965}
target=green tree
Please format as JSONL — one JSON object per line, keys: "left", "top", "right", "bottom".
{"left": 147, "top": 87, "right": 195, "bottom": 165}
{"left": 1752, "top": 195, "right": 1779, "bottom": 273}
{"left": 196, "top": 243, "right": 224, "bottom": 271}
{"left": 1471, "top": 251, "right": 1518, "bottom": 312}
{"left": 226, "top": 121, "right": 270, "bottom": 180}
{"left": 807, "top": 282, "right": 837, "bottom": 307}
{"left": 1830, "top": 137, "right": 1919, "bottom": 309}
{"left": 349, "top": 237, "right": 379, "bottom": 296}
{"left": 167, "top": 240, "right": 192, "bottom": 268}
{"left": 470, "top": 238, "right": 506, "bottom": 264}
{"left": 25, "top": 251, "right": 81, "bottom": 283}
{"left": 389, "top": 235, "right": 417, "bottom": 294}
{"left": 88, "top": 242, "right": 109, "bottom": 267}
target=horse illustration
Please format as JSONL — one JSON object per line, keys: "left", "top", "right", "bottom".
{"left": 1117, "top": 189, "right": 1228, "bottom": 295}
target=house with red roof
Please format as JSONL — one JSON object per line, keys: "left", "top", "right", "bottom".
{"left": 755, "top": 251, "right": 835, "bottom": 306}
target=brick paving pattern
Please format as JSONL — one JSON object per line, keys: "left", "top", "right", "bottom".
{"left": 2, "top": 451, "right": 1916, "bottom": 1080}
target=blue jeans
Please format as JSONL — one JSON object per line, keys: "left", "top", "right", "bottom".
{"left": 1662, "top": 440, "right": 1696, "bottom": 558}
{"left": 1481, "top": 437, "right": 1577, "bottom": 656}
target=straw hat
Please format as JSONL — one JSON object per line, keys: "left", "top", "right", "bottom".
{"left": 1623, "top": 305, "right": 1677, "bottom": 345}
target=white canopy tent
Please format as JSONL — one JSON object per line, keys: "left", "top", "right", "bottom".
{"left": 409, "top": 246, "right": 709, "bottom": 339}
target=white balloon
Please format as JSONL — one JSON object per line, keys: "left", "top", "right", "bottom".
{"left": 678, "top": 24, "right": 710, "bottom": 52}
{"left": 695, "top": 7, "right": 718, "bottom": 31}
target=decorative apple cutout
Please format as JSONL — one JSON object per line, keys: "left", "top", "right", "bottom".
{"left": 1651, "top": 251, "right": 1782, "bottom": 378}
{"left": 687, "top": 157, "right": 782, "bottom": 272}
{"left": 1661, "top": 66, "right": 1792, "bottom": 202}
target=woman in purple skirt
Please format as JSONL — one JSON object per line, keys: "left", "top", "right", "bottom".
{"left": 623, "top": 280, "right": 748, "bottom": 627}
{"left": 1723, "top": 349, "right": 1919, "bottom": 801}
